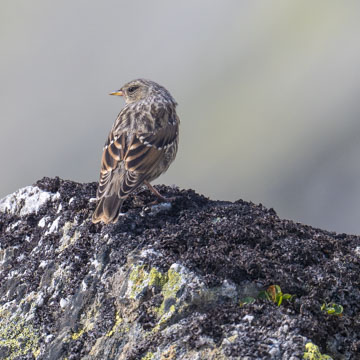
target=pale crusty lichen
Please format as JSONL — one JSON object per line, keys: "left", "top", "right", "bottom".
{"left": 303, "top": 342, "right": 333, "bottom": 360}
{"left": 0, "top": 309, "right": 40, "bottom": 360}
{"left": 58, "top": 221, "right": 81, "bottom": 252}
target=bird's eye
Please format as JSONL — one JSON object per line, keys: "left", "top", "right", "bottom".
{"left": 127, "top": 86, "right": 139, "bottom": 94}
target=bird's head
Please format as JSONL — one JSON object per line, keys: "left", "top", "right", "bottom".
{"left": 110, "top": 79, "right": 176, "bottom": 105}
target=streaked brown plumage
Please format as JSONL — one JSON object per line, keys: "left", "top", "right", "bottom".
{"left": 92, "top": 79, "right": 180, "bottom": 224}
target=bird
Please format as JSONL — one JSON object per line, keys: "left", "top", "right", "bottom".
{"left": 92, "top": 79, "right": 180, "bottom": 224}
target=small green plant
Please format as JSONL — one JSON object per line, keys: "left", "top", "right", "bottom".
{"left": 303, "top": 342, "right": 333, "bottom": 359}
{"left": 240, "top": 285, "right": 295, "bottom": 307}
{"left": 258, "top": 285, "right": 295, "bottom": 306}
{"left": 321, "top": 302, "right": 343, "bottom": 316}
{"left": 239, "top": 296, "right": 256, "bottom": 307}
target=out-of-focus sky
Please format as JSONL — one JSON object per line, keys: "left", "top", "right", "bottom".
{"left": 1, "top": 1, "right": 360, "bottom": 234}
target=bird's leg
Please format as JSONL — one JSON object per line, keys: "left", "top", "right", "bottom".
{"left": 144, "top": 180, "right": 175, "bottom": 204}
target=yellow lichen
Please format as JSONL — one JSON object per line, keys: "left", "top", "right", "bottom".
{"left": 106, "top": 312, "right": 123, "bottom": 337}
{"left": 162, "top": 268, "right": 181, "bottom": 299}
{"left": 149, "top": 267, "right": 168, "bottom": 287}
{"left": 128, "top": 265, "right": 183, "bottom": 331}
{"left": 225, "top": 334, "right": 238, "bottom": 343}
{"left": 0, "top": 310, "right": 40, "bottom": 360}
{"left": 156, "top": 267, "right": 182, "bottom": 317}
{"left": 33, "top": 348, "right": 41, "bottom": 358}
{"left": 71, "top": 328, "right": 85, "bottom": 340}
{"left": 141, "top": 351, "right": 155, "bottom": 360}
{"left": 303, "top": 343, "right": 333, "bottom": 360}
{"left": 70, "top": 313, "right": 95, "bottom": 341}
{"left": 129, "top": 265, "right": 147, "bottom": 298}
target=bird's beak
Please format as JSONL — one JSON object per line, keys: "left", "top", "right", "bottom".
{"left": 109, "top": 90, "right": 123, "bottom": 96}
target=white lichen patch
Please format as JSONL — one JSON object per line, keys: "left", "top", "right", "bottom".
{"left": 0, "top": 186, "right": 59, "bottom": 216}
{"left": 59, "top": 298, "right": 69, "bottom": 309}
{"left": 220, "top": 279, "right": 238, "bottom": 299}
{"left": 91, "top": 259, "right": 101, "bottom": 271}
{"left": 81, "top": 280, "right": 87, "bottom": 291}
{"left": 17, "top": 254, "right": 25, "bottom": 262}
{"left": 139, "top": 248, "right": 161, "bottom": 259}
{"left": 46, "top": 216, "right": 61, "bottom": 235}
{"left": 39, "top": 260, "right": 49, "bottom": 269}
{"left": 35, "top": 293, "right": 45, "bottom": 308}
{"left": 38, "top": 216, "right": 50, "bottom": 228}
{"left": 243, "top": 314, "right": 254, "bottom": 324}
{"left": 56, "top": 203, "right": 62, "bottom": 214}
{"left": 355, "top": 246, "right": 360, "bottom": 256}
{"left": 7, "top": 220, "right": 21, "bottom": 231}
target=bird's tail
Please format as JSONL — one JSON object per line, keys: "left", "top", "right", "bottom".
{"left": 92, "top": 193, "right": 125, "bottom": 224}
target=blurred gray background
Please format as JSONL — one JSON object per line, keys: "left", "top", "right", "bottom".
{"left": 1, "top": 1, "right": 360, "bottom": 234}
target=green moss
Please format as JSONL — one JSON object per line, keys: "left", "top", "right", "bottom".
{"left": 0, "top": 310, "right": 40, "bottom": 360}
{"left": 303, "top": 343, "right": 333, "bottom": 360}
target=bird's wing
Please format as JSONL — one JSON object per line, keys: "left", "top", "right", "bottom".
{"left": 97, "top": 113, "right": 178, "bottom": 201}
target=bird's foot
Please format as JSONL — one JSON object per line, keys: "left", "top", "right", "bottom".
{"left": 147, "top": 196, "right": 176, "bottom": 207}
{"left": 144, "top": 180, "right": 176, "bottom": 205}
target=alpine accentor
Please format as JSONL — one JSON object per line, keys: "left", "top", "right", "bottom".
{"left": 92, "top": 79, "right": 180, "bottom": 224}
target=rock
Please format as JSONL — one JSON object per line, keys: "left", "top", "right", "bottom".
{"left": 0, "top": 176, "right": 359, "bottom": 359}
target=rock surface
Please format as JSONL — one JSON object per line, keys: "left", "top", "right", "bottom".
{"left": 0, "top": 177, "right": 359, "bottom": 360}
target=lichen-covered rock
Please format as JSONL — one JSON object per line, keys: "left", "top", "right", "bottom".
{"left": 0, "top": 177, "right": 359, "bottom": 359}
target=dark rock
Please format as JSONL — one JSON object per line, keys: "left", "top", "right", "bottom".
{"left": 0, "top": 177, "right": 359, "bottom": 359}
